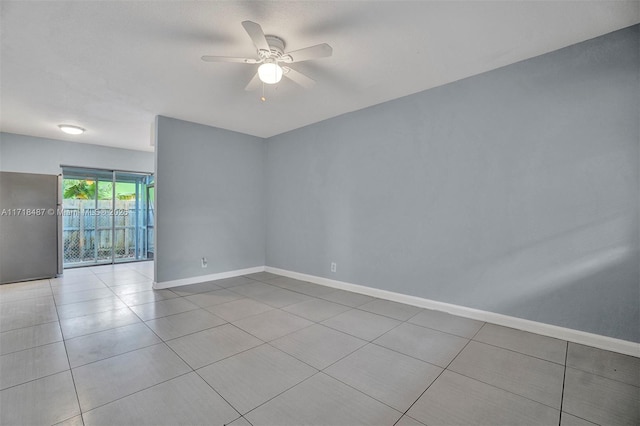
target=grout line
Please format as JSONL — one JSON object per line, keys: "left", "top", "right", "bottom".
{"left": 68, "top": 339, "right": 165, "bottom": 369}
{"left": 562, "top": 364, "right": 640, "bottom": 388}
{"left": 441, "top": 368, "right": 563, "bottom": 412}
{"left": 311, "top": 370, "right": 405, "bottom": 417}
{"left": 0, "top": 319, "right": 61, "bottom": 341}
{"left": 240, "top": 371, "right": 322, "bottom": 419}
{"left": 396, "top": 333, "right": 477, "bottom": 421}
{"left": 0, "top": 368, "right": 72, "bottom": 393}
{"left": 78, "top": 369, "right": 195, "bottom": 414}
{"left": 558, "top": 341, "right": 569, "bottom": 426}
{"left": 180, "top": 358, "right": 243, "bottom": 420}
{"left": 48, "top": 278, "right": 84, "bottom": 422}
{"left": 465, "top": 339, "right": 567, "bottom": 366}
{"left": 440, "top": 329, "right": 565, "bottom": 412}
{"left": 160, "top": 320, "right": 231, "bottom": 343}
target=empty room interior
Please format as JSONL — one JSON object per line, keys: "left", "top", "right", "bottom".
{"left": 0, "top": 1, "right": 638, "bottom": 426}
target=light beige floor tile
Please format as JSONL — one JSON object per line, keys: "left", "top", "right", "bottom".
{"left": 0, "top": 321, "right": 62, "bottom": 355}
{"left": 183, "top": 288, "right": 243, "bottom": 308}
{"left": 56, "top": 296, "right": 127, "bottom": 320}
{"left": 271, "top": 324, "right": 367, "bottom": 369}
{"left": 0, "top": 371, "right": 80, "bottom": 426}
{"left": 57, "top": 268, "right": 96, "bottom": 278}
{"left": 198, "top": 344, "right": 316, "bottom": 414}
{"left": 166, "top": 324, "right": 262, "bottom": 369}
{"left": 0, "top": 295, "right": 55, "bottom": 312}
{"left": 73, "top": 343, "right": 190, "bottom": 411}
{"left": 409, "top": 309, "right": 484, "bottom": 338}
{"left": 95, "top": 271, "right": 150, "bottom": 286}
{"left": 321, "top": 309, "right": 400, "bottom": 341}
{"left": 407, "top": 370, "right": 559, "bottom": 426}
{"left": 169, "top": 281, "right": 221, "bottom": 296}
{"left": 109, "top": 282, "right": 154, "bottom": 296}
{"left": 448, "top": 341, "right": 564, "bottom": 409}
{"left": 82, "top": 372, "right": 238, "bottom": 426}
{"left": 248, "top": 288, "right": 312, "bottom": 308}
{"left": 0, "top": 298, "right": 58, "bottom": 332}
{"left": 282, "top": 298, "right": 351, "bottom": 322}
{"left": 563, "top": 367, "right": 639, "bottom": 425}
{"left": 118, "top": 289, "right": 178, "bottom": 307}
{"left": 358, "top": 299, "right": 421, "bottom": 321}
{"left": 474, "top": 323, "right": 567, "bottom": 364}
{"left": 54, "top": 414, "right": 84, "bottom": 426}
{"left": 0, "top": 286, "right": 53, "bottom": 303}
{"left": 60, "top": 307, "right": 140, "bottom": 339}
{"left": 65, "top": 322, "right": 161, "bottom": 368}
{"left": 0, "top": 341, "right": 69, "bottom": 390}
{"left": 325, "top": 343, "right": 442, "bottom": 412}
{"left": 228, "top": 281, "right": 278, "bottom": 297}
{"left": 567, "top": 343, "right": 640, "bottom": 386}
{"left": 51, "top": 281, "right": 107, "bottom": 295}
{"left": 205, "top": 298, "right": 273, "bottom": 322}
{"left": 0, "top": 279, "right": 51, "bottom": 293}
{"left": 130, "top": 298, "right": 199, "bottom": 321}
{"left": 245, "top": 373, "right": 401, "bottom": 426}
{"left": 211, "top": 276, "right": 256, "bottom": 288}
{"left": 145, "top": 308, "right": 226, "bottom": 340}
{"left": 395, "top": 415, "right": 426, "bottom": 426}
{"left": 318, "top": 289, "right": 376, "bottom": 307}
{"left": 232, "top": 309, "right": 313, "bottom": 341}
{"left": 227, "top": 417, "right": 252, "bottom": 426}
{"left": 282, "top": 281, "right": 335, "bottom": 297}
{"left": 374, "top": 322, "right": 468, "bottom": 367}
{"left": 51, "top": 275, "right": 103, "bottom": 287}
{"left": 560, "top": 412, "right": 598, "bottom": 426}
{"left": 54, "top": 288, "right": 115, "bottom": 306}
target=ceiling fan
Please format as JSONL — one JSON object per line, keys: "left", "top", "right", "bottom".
{"left": 201, "top": 21, "right": 332, "bottom": 91}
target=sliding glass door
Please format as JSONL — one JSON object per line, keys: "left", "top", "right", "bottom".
{"left": 62, "top": 167, "right": 153, "bottom": 267}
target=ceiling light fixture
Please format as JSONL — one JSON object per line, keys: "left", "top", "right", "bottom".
{"left": 58, "top": 124, "right": 85, "bottom": 135}
{"left": 258, "top": 61, "right": 283, "bottom": 84}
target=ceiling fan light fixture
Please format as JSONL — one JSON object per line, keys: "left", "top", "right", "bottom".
{"left": 258, "top": 62, "right": 283, "bottom": 84}
{"left": 58, "top": 124, "right": 85, "bottom": 135}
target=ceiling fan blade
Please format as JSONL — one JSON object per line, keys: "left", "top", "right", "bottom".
{"left": 201, "top": 56, "right": 259, "bottom": 63}
{"left": 282, "top": 66, "right": 315, "bottom": 89}
{"left": 245, "top": 72, "right": 261, "bottom": 91}
{"left": 283, "top": 43, "right": 332, "bottom": 63}
{"left": 241, "top": 21, "right": 270, "bottom": 54}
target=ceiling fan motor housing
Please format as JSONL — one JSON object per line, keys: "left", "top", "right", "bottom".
{"left": 262, "top": 35, "right": 287, "bottom": 60}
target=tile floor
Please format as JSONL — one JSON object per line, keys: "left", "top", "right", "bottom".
{"left": 1, "top": 263, "right": 638, "bottom": 425}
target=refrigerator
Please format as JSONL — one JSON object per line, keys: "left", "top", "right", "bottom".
{"left": 0, "top": 171, "right": 63, "bottom": 284}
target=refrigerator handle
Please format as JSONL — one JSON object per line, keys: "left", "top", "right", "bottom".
{"left": 57, "top": 174, "right": 63, "bottom": 276}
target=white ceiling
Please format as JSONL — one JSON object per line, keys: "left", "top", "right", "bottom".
{"left": 1, "top": 1, "right": 638, "bottom": 152}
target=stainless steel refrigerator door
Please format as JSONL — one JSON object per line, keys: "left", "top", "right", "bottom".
{"left": 0, "top": 172, "right": 60, "bottom": 284}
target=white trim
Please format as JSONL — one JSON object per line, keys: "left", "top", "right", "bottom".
{"left": 153, "top": 266, "right": 265, "bottom": 290}
{"left": 265, "top": 266, "right": 640, "bottom": 358}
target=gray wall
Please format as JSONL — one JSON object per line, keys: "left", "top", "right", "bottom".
{"left": 0, "top": 132, "right": 154, "bottom": 174}
{"left": 155, "top": 116, "right": 265, "bottom": 283}
{"left": 265, "top": 26, "right": 639, "bottom": 342}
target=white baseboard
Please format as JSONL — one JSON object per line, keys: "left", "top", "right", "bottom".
{"left": 153, "top": 266, "right": 265, "bottom": 290}
{"left": 265, "top": 266, "right": 640, "bottom": 358}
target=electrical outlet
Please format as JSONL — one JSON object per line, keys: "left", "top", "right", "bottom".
{"left": 330, "top": 262, "right": 337, "bottom": 273}
{"left": 201, "top": 257, "right": 208, "bottom": 268}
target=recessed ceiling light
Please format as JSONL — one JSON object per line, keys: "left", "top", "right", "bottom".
{"left": 58, "top": 124, "right": 85, "bottom": 135}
